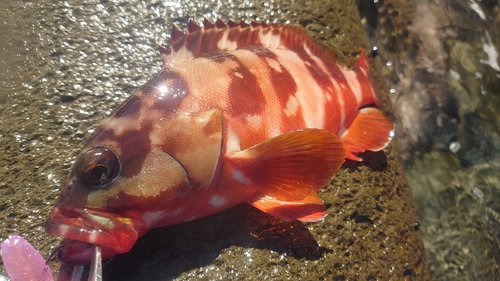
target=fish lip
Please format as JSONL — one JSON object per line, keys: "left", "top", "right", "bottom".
{"left": 54, "top": 238, "right": 116, "bottom": 266}
{"left": 45, "top": 207, "right": 139, "bottom": 262}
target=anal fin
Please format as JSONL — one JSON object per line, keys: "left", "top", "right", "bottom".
{"left": 249, "top": 193, "right": 327, "bottom": 222}
{"left": 341, "top": 108, "right": 394, "bottom": 161}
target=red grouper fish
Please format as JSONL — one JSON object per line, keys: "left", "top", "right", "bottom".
{"left": 45, "top": 19, "right": 394, "bottom": 265}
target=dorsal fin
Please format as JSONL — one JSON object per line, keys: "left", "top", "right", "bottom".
{"left": 159, "top": 18, "right": 337, "bottom": 69}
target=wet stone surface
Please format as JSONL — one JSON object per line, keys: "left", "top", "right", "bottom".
{"left": 0, "top": 0, "right": 428, "bottom": 280}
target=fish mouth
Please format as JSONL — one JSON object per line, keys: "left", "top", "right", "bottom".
{"left": 53, "top": 239, "right": 118, "bottom": 265}
{"left": 45, "top": 207, "right": 139, "bottom": 265}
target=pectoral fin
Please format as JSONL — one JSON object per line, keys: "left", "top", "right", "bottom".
{"left": 228, "top": 129, "right": 346, "bottom": 202}
{"left": 341, "top": 107, "right": 394, "bottom": 161}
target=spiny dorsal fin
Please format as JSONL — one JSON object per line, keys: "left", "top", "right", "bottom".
{"left": 159, "top": 18, "right": 336, "bottom": 69}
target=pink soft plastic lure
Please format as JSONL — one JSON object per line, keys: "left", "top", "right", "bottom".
{"left": 0, "top": 235, "right": 54, "bottom": 281}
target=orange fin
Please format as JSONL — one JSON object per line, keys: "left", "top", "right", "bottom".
{"left": 341, "top": 108, "right": 394, "bottom": 161}
{"left": 228, "top": 129, "right": 346, "bottom": 202}
{"left": 249, "top": 193, "right": 327, "bottom": 222}
{"left": 160, "top": 18, "right": 339, "bottom": 69}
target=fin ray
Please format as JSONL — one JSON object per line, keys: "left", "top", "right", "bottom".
{"left": 342, "top": 107, "right": 394, "bottom": 161}
{"left": 160, "top": 18, "right": 341, "bottom": 69}
{"left": 228, "top": 129, "right": 346, "bottom": 202}
{"left": 249, "top": 193, "right": 327, "bottom": 222}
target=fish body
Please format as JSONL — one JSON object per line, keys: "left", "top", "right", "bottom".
{"left": 45, "top": 19, "right": 394, "bottom": 265}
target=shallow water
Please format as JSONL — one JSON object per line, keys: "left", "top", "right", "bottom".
{"left": 359, "top": 0, "right": 500, "bottom": 279}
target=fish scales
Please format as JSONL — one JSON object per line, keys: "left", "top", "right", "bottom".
{"left": 45, "top": 19, "right": 394, "bottom": 265}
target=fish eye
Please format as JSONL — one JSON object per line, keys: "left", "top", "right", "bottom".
{"left": 75, "top": 146, "right": 120, "bottom": 188}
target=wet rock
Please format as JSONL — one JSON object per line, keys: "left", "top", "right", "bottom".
{"left": 409, "top": 154, "right": 500, "bottom": 280}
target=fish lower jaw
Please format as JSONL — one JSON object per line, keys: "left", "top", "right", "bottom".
{"left": 45, "top": 207, "right": 140, "bottom": 264}
{"left": 54, "top": 239, "right": 117, "bottom": 265}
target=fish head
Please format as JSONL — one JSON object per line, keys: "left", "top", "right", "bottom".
{"left": 45, "top": 70, "right": 223, "bottom": 265}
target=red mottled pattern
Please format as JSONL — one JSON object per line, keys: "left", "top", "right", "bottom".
{"left": 45, "top": 19, "right": 394, "bottom": 265}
